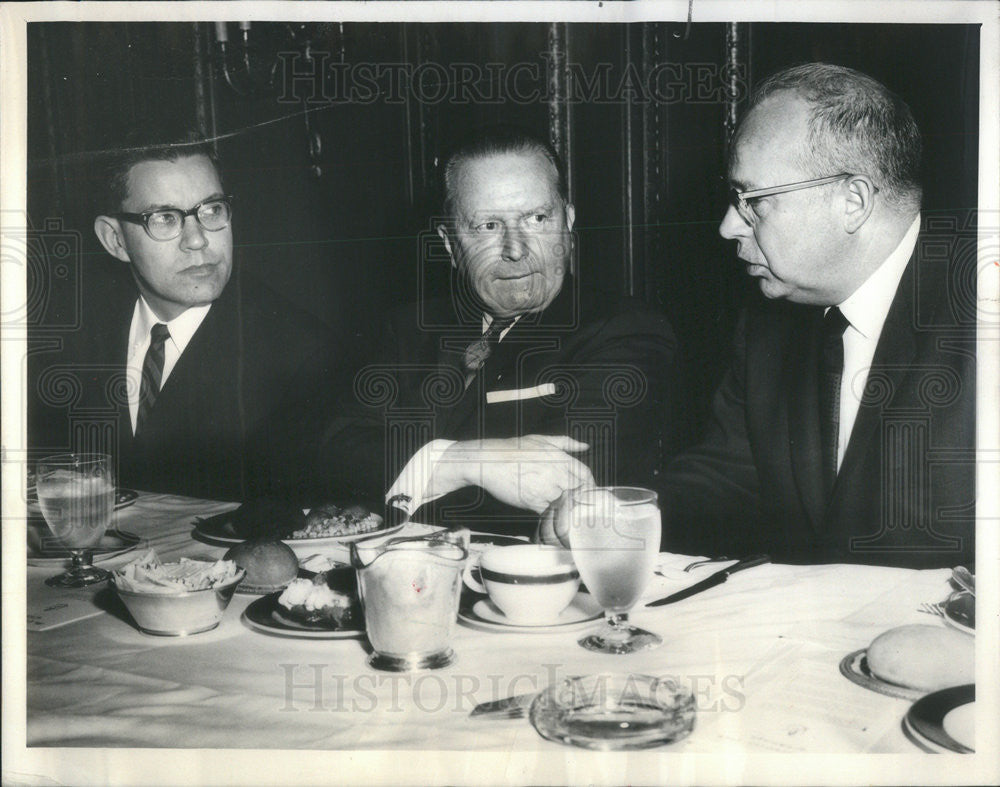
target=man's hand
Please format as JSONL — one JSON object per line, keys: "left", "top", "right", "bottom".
{"left": 535, "top": 489, "right": 572, "bottom": 548}
{"left": 432, "top": 435, "right": 594, "bottom": 514}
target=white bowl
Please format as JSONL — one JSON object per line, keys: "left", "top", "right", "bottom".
{"left": 113, "top": 570, "right": 245, "bottom": 636}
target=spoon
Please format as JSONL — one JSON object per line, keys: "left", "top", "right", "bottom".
{"left": 952, "top": 566, "right": 975, "bottom": 596}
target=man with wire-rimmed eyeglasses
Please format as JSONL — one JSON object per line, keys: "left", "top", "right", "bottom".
{"left": 654, "top": 63, "right": 975, "bottom": 568}
{"left": 47, "top": 131, "right": 338, "bottom": 501}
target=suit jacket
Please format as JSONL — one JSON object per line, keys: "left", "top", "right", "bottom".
{"left": 28, "top": 269, "right": 338, "bottom": 502}
{"left": 318, "top": 277, "right": 681, "bottom": 536}
{"left": 662, "top": 235, "right": 976, "bottom": 568}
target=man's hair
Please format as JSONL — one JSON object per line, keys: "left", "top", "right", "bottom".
{"left": 738, "top": 63, "right": 922, "bottom": 211}
{"left": 441, "top": 125, "right": 568, "bottom": 217}
{"left": 99, "top": 130, "right": 222, "bottom": 214}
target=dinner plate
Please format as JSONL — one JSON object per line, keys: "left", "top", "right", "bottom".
{"left": 27, "top": 487, "right": 139, "bottom": 512}
{"left": 242, "top": 593, "right": 364, "bottom": 639}
{"left": 458, "top": 593, "right": 603, "bottom": 634}
{"left": 192, "top": 514, "right": 403, "bottom": 550}
{"left": 902, "top": 684, "right": 975, "bottom": 754}
{"left": 943, "top": 592, "right": 975, "bottom": 635}
{"left": 27, "top": 527, "right": 142, "bottom": 566}
{"left": 838, "top": 649, "right": 925, "bottom": 701}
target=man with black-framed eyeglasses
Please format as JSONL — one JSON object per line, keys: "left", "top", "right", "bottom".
{"left": 31, "top": 132, "right": 339, "bottom": 501}
{"left": 656, "top": 63, "right": 975, "bottom": 568}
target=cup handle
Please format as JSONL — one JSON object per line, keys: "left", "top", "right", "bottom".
{"left": 462, "top": 557, "right": 487, "bottom": 594}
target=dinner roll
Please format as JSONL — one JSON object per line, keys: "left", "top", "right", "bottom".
{"left": 866, "top": 624, "right": 974, "bottom": 692}
{"left": 224, "top": 538, "right": 298, "bottom": 593}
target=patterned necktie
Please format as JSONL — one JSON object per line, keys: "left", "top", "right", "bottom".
{"left": 463, "top": 317, "right": 514, "bottom": 389}
{"left": 136, "top": 323, "right": 170, "bottom": 435}
{"left": 818, "top": 306, "right": 849, "bottom": 495}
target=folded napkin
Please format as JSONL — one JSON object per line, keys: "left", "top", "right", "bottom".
{"left": 27, "top": 590, "right": 105, "bottom": 631}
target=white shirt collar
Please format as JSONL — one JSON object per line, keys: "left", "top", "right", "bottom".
{"left": 837, "top": 214, "right": 920, "bottom": 338}
{"left": 131, "top": 297, "right": 211, "bottom": 354}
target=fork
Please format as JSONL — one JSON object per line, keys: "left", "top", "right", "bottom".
{"left": 654, "top": 556, "right": 732, "bottom": 577}
{"left": 919, "top": 601, "right": 945, "bottom": 617}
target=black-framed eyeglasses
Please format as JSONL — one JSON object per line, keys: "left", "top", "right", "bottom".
{"left": 113, "top": 196, "right": 233, "bottom": 241}
{"left": 728, "top": 174, "right": 866, "bottom": 226}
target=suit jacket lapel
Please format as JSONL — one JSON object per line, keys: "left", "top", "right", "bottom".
{"left": 154, "top": 300, "right": 220, "bottom": 403}
{"left": 436, "top": 322, "right": 483, "bottom": 438}
{"left": 836, "top": 254, "right": 918, "bottom": 487}
{"left": 786, "top": 307, "right": 827, "bottom": 531}
{"left": 103, "top": 296, "right": 136, "bottom": 449}
{"left": 435, "top": 281, "right": 575, "bottom": 438}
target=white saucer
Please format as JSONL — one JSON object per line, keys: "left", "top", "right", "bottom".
{"left": 458, "top": 593, "right": 603, "bottom": 634}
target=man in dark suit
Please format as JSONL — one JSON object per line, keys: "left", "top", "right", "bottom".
{"left": 30, "top": 136, "right": 334, "bottom": 501}
{"left": 654, "top": 64, "right": 975, "bottom": 568}
{"left": 319, "top": 127, "right": 680, "bottom": 536}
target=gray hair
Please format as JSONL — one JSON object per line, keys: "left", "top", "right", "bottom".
{"left": 738, "top": 63, "right": 922, "bottom": 211}
{"left": 441, "top": 125, "right": 567, "bottom": 218}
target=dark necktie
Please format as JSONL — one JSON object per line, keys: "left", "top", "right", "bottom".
{"left": 463, "top": 317, "right": 514, "bottom": 388}
{"left": 818, "top": 306, "right": 849, "bottom": 495}
{"left": 136, "top": 323, "right": 170, "bottom": 435}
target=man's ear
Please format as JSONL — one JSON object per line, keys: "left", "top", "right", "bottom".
{"left": 94, "top": 216, "right": 131, "bottom": 262}
{"left": 842, "top": 176, "right": 877, "bottom": 234}
{"left": 436, "top": 223, "right": 457, "bottom": 269}
{"left": 564, "top": 202, "right": 576, "bottom": 233}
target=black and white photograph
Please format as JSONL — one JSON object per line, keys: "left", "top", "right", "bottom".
{"left": 2, "top": 1, "right": 998, "bottom": 784}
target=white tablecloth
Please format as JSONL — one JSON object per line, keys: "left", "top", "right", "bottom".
{"left": 22, "top": 493, "right": 974, "bottom": 759}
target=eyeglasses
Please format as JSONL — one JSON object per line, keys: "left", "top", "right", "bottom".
{"left": 728, "top": 174, "right": 857, "bottom": 226}
{"left": 113, "top": 196, "right": 233, "bottom": 241}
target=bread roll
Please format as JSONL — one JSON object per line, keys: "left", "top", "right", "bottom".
{"left": 224, "top": 538, "right": 298, "bottom": 593}
{"left": 867, "top": 624, "right": 974, "bottom": 692}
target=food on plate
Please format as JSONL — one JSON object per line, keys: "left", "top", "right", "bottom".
{"left": 299, "top": 554, "right": 346, "bottom": 574}
{"left": 224, "top": 538, "right": 299, "bottom": 593}
{"left": 113, "top": 549, "right": 240, "bottom": 593}
{"left": 293, "top": 503, "right": 383, "bottom": 539}
{"left": 277, "top": 576, "right": 361, "bottom": 628}
{"left": 866, "top": 624, "right": 974, "bottom": 692}
{"left": 228, "top": 497, "right": 307, "bottom": 540}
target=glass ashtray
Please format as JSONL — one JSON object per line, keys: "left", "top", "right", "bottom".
{"left": 529, "top": 673, "right": 696, "bottom": 751}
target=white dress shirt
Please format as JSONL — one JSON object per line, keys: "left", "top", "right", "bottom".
{"left": 125, "top": 298, "right": 211, "bottom": 434}
{"left": 832, "top": 214, "right": 920, "bottom": 470}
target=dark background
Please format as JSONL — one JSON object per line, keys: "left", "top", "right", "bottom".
{"left": 26, "top": 21, "right": 980, "bottom": 444}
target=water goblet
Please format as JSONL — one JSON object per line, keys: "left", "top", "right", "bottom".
{"left": 563, "top": 486, "right": 662, "bottom": 654}
{"left": 36, "top": 453, "right": 116, "bottom": 588}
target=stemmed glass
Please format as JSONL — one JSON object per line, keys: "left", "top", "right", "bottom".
{"left": 35, "top": 453, "right": 116, "bottom": 588}
{"left": 563, "top": 486, "right": 662, "bottom": 654}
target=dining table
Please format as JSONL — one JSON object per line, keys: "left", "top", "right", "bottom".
{"left": 17, "top": 490, "right": 990, "bottom": 783}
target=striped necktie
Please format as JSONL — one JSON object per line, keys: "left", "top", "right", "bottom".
{"left": 818, "top": 306, "right": 849, "bottom": 495}
{"left": 463, "top": 317, "right": 514, "bottom": 389}
{"left": 136, "top": 322, "right": 170, "bottom": 435}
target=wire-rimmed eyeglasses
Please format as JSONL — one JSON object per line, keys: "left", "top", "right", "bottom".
{"left": 728, "top": 174, "right": 862, "bottom": 226}
{"left": 113, "top": 196, "right": 233, "bottom": 241}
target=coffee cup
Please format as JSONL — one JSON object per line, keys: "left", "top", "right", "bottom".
{"left": 464, "top": 544, "right": 580, "bottom": 625}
